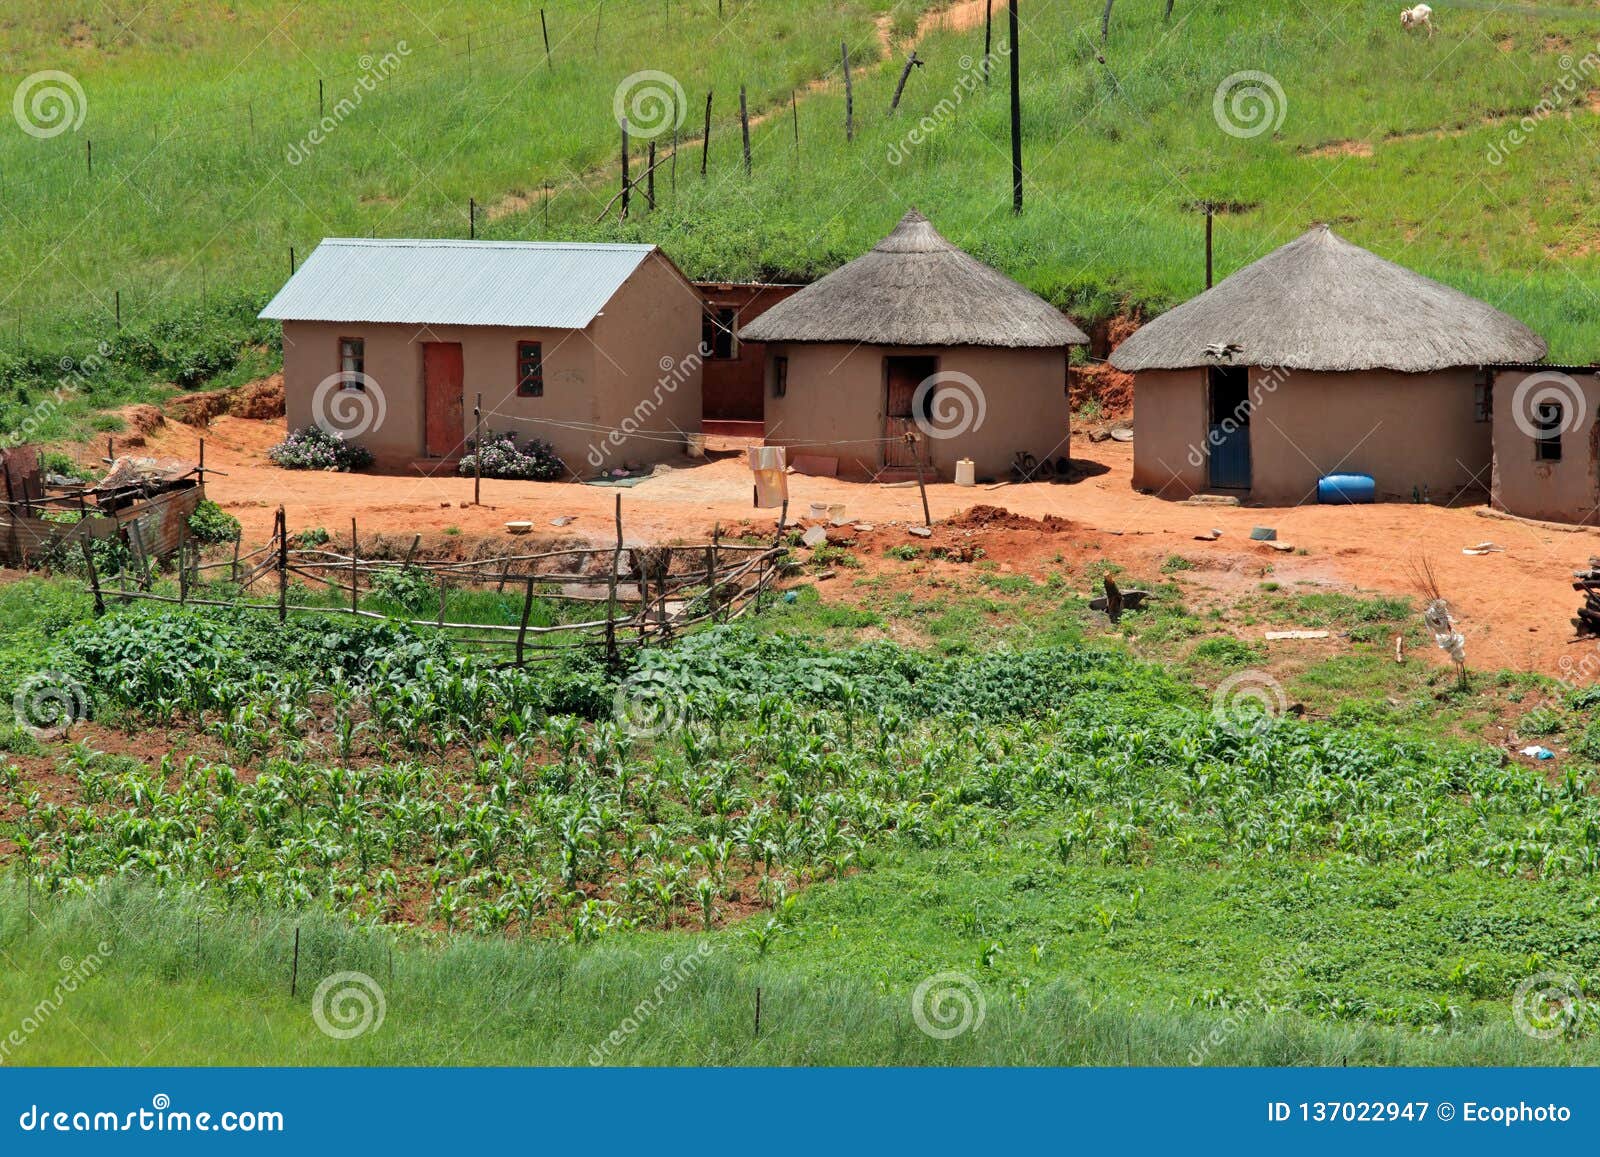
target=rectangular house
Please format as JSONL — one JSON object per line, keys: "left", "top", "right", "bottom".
{"left": 260, "top": 239, "right": 705, "bottom": 475}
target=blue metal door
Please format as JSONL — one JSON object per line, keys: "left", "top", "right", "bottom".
{"left": 1208, "top": 421, "right": 1251, "bottom": 488}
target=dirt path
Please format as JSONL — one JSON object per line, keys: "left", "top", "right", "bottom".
{"left": 130, "top": 411, "right": 1600, "bottom": 681}
{"left": 488, "top": 0, "right": 992, "bottom": 223}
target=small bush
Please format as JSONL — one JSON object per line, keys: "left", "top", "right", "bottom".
{"left": 370, "top": 565, "right": 437, "bottom": 614}
{"left": 458, "top": 432, "right": 565, "bottom": 482}
{"left": 188, "top": 500, "right": 241, "bottom": 545}
{"left": 294, "top": 527, "right": 331, "bottom": 548}
{"left": 268, "top": 426, "right": 372, "bottom": 472}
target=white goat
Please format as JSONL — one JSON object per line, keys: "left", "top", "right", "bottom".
{"left": 1400, "top": 4, "right": 1433, "bottom": 37}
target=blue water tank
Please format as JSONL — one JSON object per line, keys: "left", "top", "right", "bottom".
{"left": 1317, "top": 473, "right": 1375, "bottom": 504}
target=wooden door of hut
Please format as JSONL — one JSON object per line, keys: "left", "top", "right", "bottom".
{"left": 884, "top": 356, "right": 937, "bottom": 468}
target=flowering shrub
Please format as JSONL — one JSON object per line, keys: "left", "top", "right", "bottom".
{"left": 268, "top": 426, "right": 373, "bottom": 472}
{"left": 457, "top": 432, "right": 565, "bottom": 482}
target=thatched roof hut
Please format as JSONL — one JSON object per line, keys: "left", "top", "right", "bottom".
{"left": 742, "top": 211, "right": 1084, "bottom": 482}
{"left": 1111, "top": 224, "right": 1546, "bottom": 373}
{"left": 740, "top": 211, "right": 1088, "bottom": 348}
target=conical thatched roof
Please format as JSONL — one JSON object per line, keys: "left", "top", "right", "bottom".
{"left": 1110, "top": 225, "right": 1546, "bottom": 373}
{"left": 738, "top": 211, "right": 1087, "bottom": 348}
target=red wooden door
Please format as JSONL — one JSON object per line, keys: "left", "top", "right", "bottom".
{"left": 423, "top": 343, "right": 465, "bottom": 458}
{"left": 884, "top": 356, "right": 937, "bottom": 467}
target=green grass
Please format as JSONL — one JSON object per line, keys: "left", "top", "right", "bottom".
{"left": 11, "top": 1, "right": 1600, "bottom": 444}
{"left": 5, "top": 570, "right": 1600, "bottom": 1065}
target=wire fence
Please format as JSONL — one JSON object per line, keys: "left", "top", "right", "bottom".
{"left": 90, "top": 496, "right": 791, "bottom": 666}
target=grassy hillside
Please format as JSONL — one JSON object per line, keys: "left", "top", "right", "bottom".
{"left": 8, "top": 0, "right": 1600, "bottom": 442}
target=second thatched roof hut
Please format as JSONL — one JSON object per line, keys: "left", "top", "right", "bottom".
{"left": 740, "top": 210, "right": 1087, "bottom": 481}
{"left": 1110, "top": 224, "right": 1547, "bottom": 504}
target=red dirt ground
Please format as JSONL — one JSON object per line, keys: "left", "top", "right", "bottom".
{"left": 47, "top": 406, "right": 1600, "bottom": 682}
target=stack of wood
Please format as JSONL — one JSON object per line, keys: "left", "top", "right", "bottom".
{"left": 1572, "top": 559, "right": 1600, "bottom": 637}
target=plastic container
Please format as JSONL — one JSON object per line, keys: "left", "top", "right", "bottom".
{"left": 1317, "top": 473, "right": 1375, "bottom": 505}
{"left": 954, "top": 458, "right": 977, "bottom": 487}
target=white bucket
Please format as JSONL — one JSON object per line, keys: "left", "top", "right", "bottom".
{"left": 954, "top": 458, "right": 976, "bottom": 487}
{"left": 685, "top": 433, "right": 707, "bottom": 458}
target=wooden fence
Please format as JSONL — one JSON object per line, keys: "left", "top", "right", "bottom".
{"left": 93, "top": 497, "right": 790, "bottom": 665}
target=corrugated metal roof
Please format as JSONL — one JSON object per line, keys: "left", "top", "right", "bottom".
{"left": 259, "top": 239, "right": 658, "bottom": 328}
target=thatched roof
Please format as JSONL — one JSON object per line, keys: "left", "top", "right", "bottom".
{"left": 738, "top": 211, "right": 1087, "bottom": 348}
{"left": 1110, "top": 225, "right": 1547, "bottom": 373}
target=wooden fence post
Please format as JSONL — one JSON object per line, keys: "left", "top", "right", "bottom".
{"left": 605, "top": 494, "right": 623, "bottom": 666}
{"left": 81, "top": 538, "right": 105, "bottom": 617}
{"left": 1009, "top": 0, "right": 1022, "bottom": 214}
{"left": 541, "top": 8, "right": 551, "bottom": 68}
{"left": 740, "top": 85, "right": 751, "bottom": 174}
{"left": 350, "top": 517, "right": 360, "bottom": 614}
{"left": 179, "top": 540, "right": 189, "bottom": 605}
{"left": 516, "top": 575, "right": 536, "bottom": 665}
{"left": 621, "top": 119, "right": 631, "bottom": 218}
{"left": 842, "top": 42, "right": 854, "bottom": 142}
{"left": 701, "top": 91, "right": 713, "bottom": 176}
{"left": 709, "top": 522, "right": 720, "bottom": 623}
{"left": 473, "top": 393, "right": 483, "bottom": 505}
{"left": 890, "top": 52, "right": 922, "bottom": 113}
{"left": 231, "top": 529, "right": 241, "bottom": 584}
{"left": 276, "top": 506, "right": 288, "bottom": 623}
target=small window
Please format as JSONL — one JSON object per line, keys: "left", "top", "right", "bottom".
{"left": 701, "top": 307, "right": 737, "bottom": 360}
{"left": 338, "top": 338, "right": 365, "bottom": 389}
{"left": 1473, "top": 372, "right": 1492, "bottom": 423}
{"left": 517, "top": 341, "right": 544, "bottom": 397}
{"left": 1536, "top": 401, "right": 1563, "bottom": 461}
{"left": 773, "top": 356, "right": 788, "bottom": 399}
